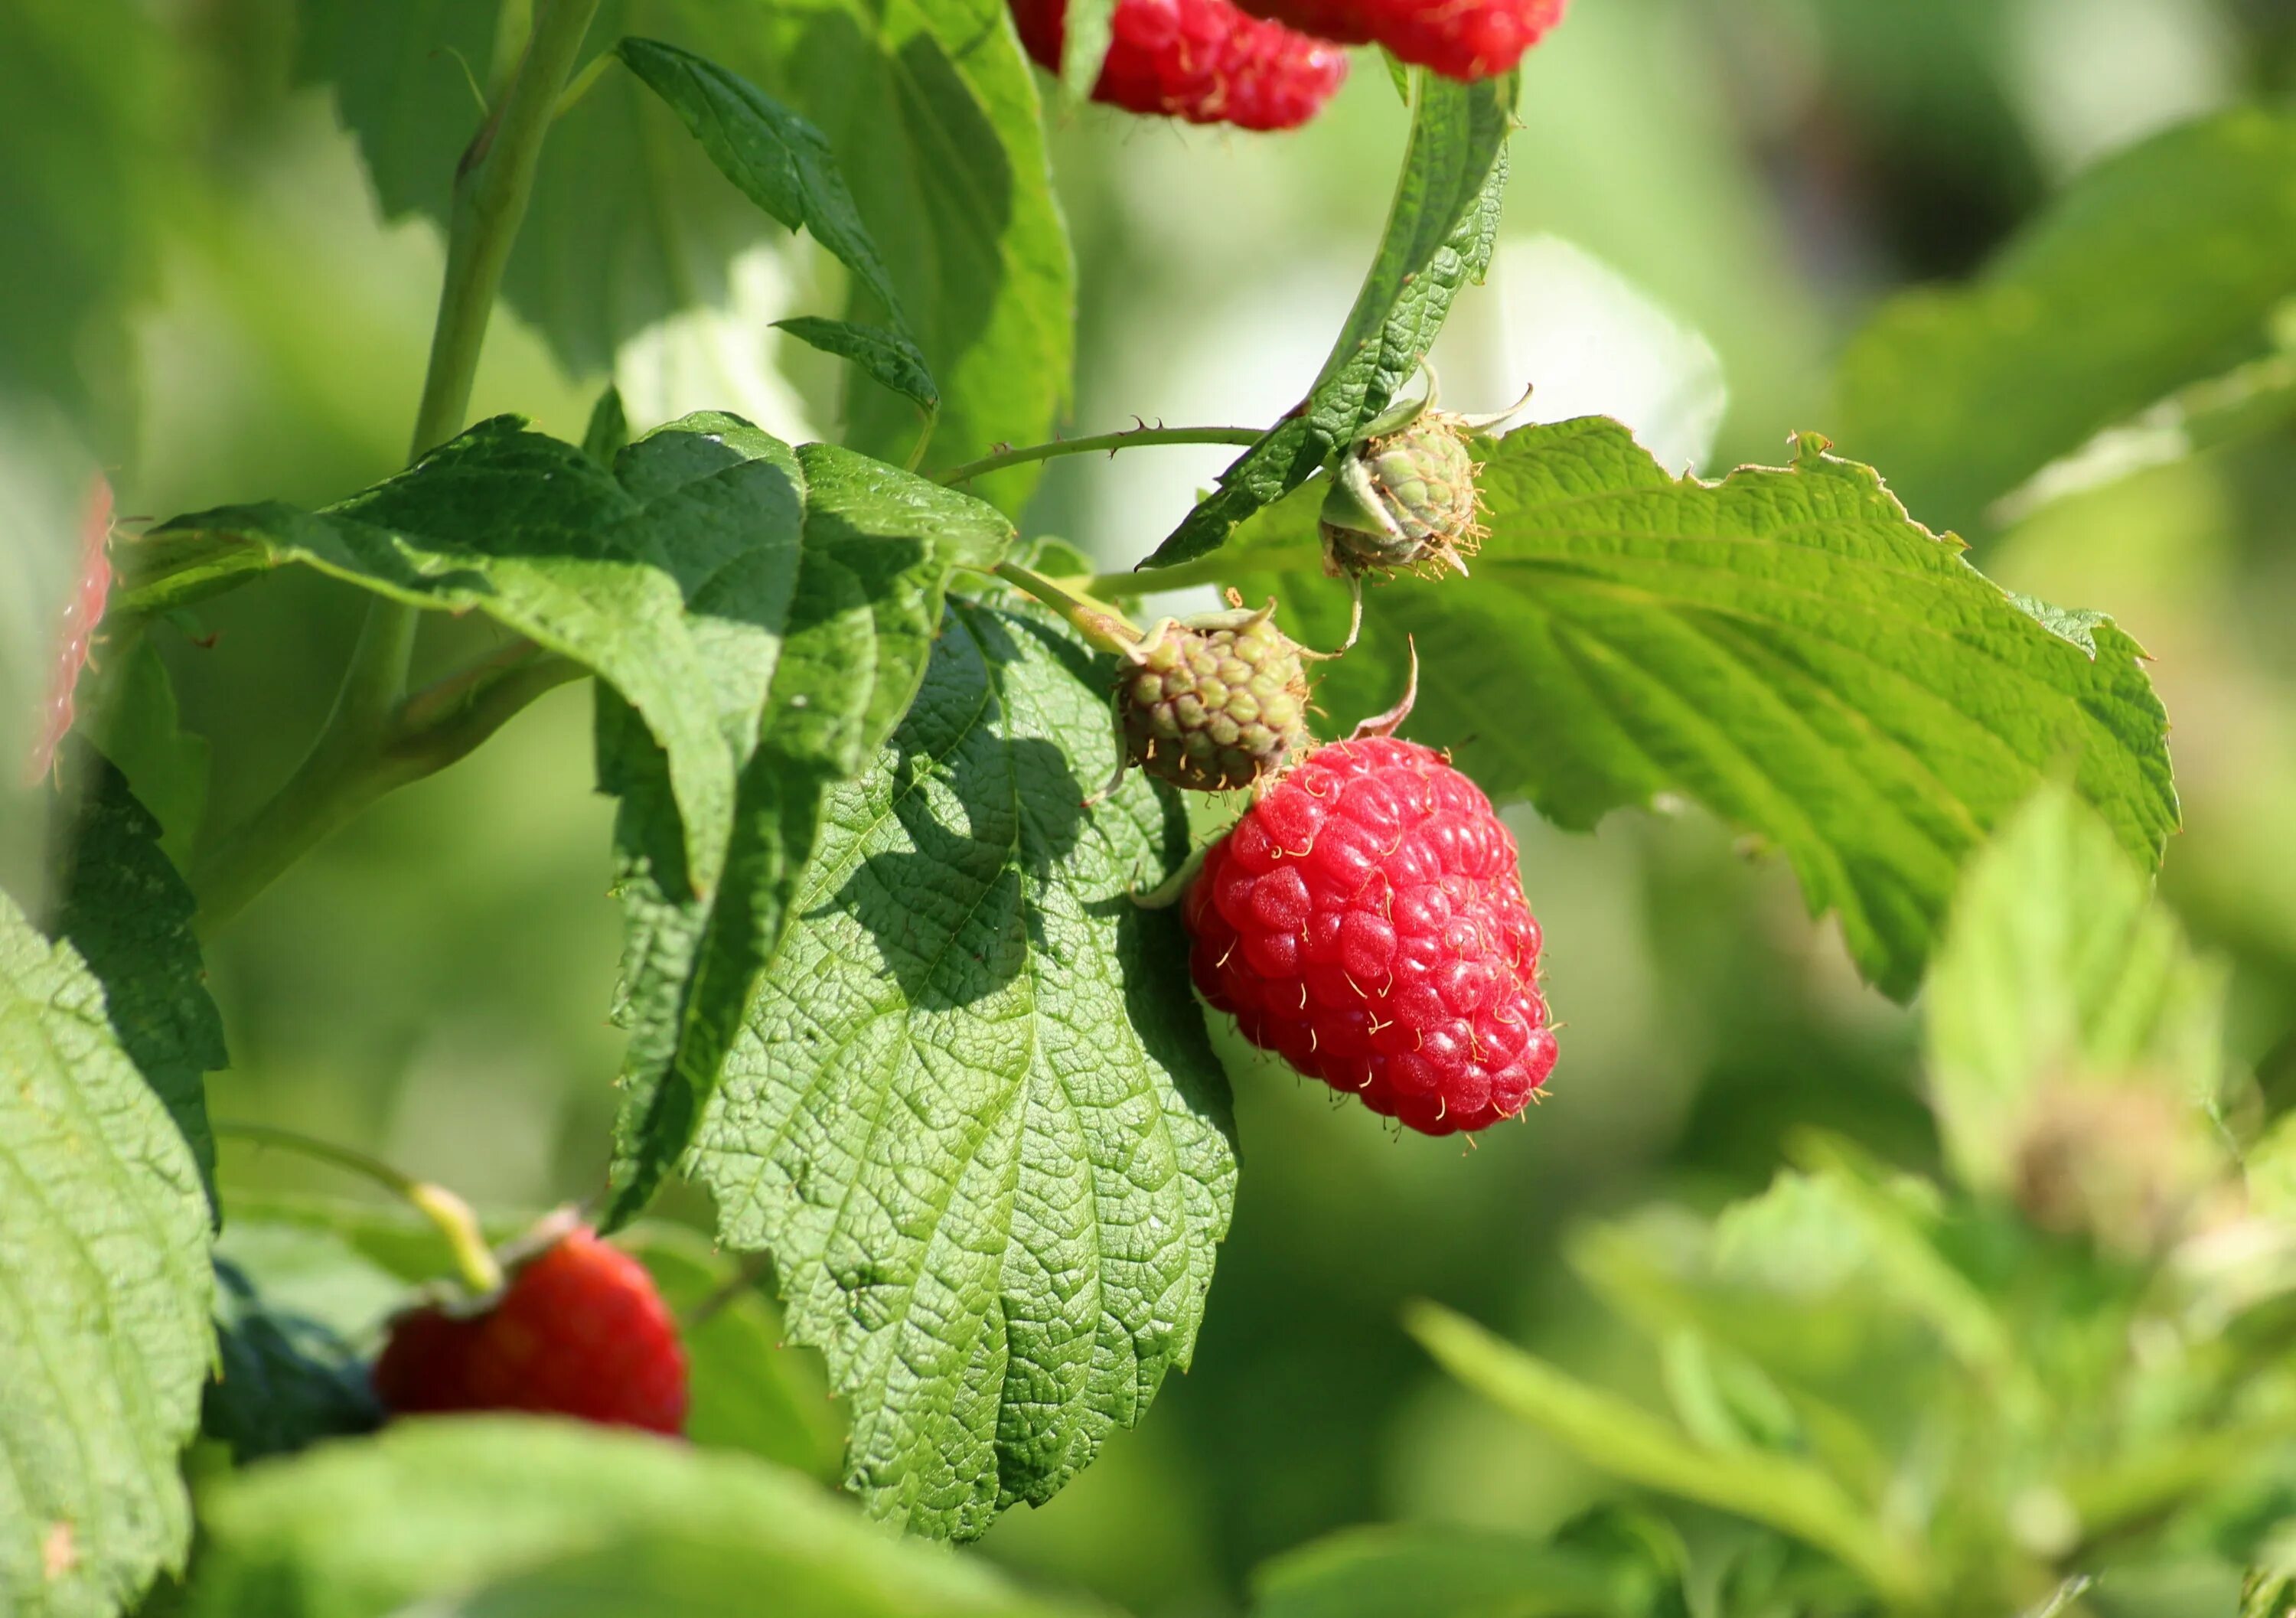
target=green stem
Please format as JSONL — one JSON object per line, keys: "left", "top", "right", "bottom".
{"left": 988, "top": 560, "right": 1143, "bottom": 654}
{"left": 938, "top": 425, "right": 1265, "bottom": 486}
{"left": 214, "top": 1121, "right": 504, "bottom": 1294}
{"left": 192, "top": 646, "right": 584, "bottom": 931}
{"left": 411, "top": 0, "right": 602, "bottom": 460}
{"left": 190, "top": 0, "right": 602, "bottom": 932}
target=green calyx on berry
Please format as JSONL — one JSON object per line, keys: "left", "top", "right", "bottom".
{"left": 1317, "top": 371, "right": 1528, "bottom": 582}
{"left": 1116, "top": 595, "right": 1315, "bottom": 794}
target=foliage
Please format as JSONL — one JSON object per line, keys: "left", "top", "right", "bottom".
{"left": 1386, "top": 788, "right": 2294, "bottom": 1613}
{"left": 16, "top": 2, "right": 2296, "bottom": 1614}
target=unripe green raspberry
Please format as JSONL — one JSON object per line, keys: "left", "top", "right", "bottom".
{"left": 1119, "top": 603, "right": 1312, "bottom": 793}
{"left": 1319, "top": 410, "right": 1486, "bottom": 579}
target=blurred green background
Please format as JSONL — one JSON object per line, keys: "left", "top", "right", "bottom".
{"left": 5, "top": 2, "right": 2295, "bottom": 1613}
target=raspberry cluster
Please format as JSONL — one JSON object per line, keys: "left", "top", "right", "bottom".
{"left": 1185, "top": 736, "right": 1555, "bottom": 1134}
{"left": 373, "top": 1228, "right": 689, "bottom": 1435}
{"left": 1010, "top": 0, "right": 1349, "bottom": 130}
{"left": 1237, "top": 0, "right": 1566, "bottom": 82}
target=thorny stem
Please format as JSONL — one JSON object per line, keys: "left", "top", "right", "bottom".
{"left": 214, "top": 1121, "right": 505, "bottom": 1294}
{"left": 938, "top": 425, "right": 1265, "bottom": 486}
{"left": 189, "top": 0, "right": 602, "bottom": 931}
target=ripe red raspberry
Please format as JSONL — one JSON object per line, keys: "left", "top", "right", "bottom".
{"left": 1009, "top": 0, "right": 1349, "bottom": 131}
{"left": 1184, "top": 736, "right": 1554, "bottom": 1134}
{"left": 373, "top": 1228, "right": 688, "bottom": 1435}
{"left": 1233, "top": 0, "right": 1564, "bottom": 82}
{"left": 27, "top": 475, "right": 113, "bottom": 785}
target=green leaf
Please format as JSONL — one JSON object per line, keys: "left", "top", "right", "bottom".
{"left": 141, "top": 416, "right": 754, "bottom": 889}
{"left": 1404, "top": 1302, "right": 1923, "bottom": 1606}
{"left": 1923, "top": 783, "right": 2227, "bottom": 1197}
{"left": 0, "top": 887, "right": 214, "bottom": 1618}
{"left": 1834, "top": 109, "right": 2296, "bottom": 535}
{"left": 0, "top": 0, "right": 178, "bottom": 446}
{"left": 1057, "top": 0, "right": 1119, "bottom": 103}
{"left": 776, "top": 316, "right": 941, "bottom": 413}
{"left": 688, "top": 600, "right": 1238, "bottom": 1540}
{"left": 297, "top": 0, "right": 1071, "bottom": 511}
{"left": 1144, "top": 70, "right": 1514, "bottom": 567}
{"left": 82, "top": 637, "right": 210, "bottom": 870}
{"left": 581, "top": 385, "right": 631, "bottom": 465}
{"left": 50, "top": 748, "right": 224, "bottom": 1194}
{"left": 1251, "top": 1522, "right": 1684, "bottom": 1618}
{"left": 614, "top": 38, "right": 938, "bottom": 411}
{"left": 184, "top": 1417, "right": 1099, "bottom": 1618}
{"left": 598, "top": 422, "right": 1011, "bottom": 1228}
{"left": 203, "top": 1222, "right": 398, "bottom": 1464}
{"left": 1220, "top": 419, "right": 2180, "bottom": 998}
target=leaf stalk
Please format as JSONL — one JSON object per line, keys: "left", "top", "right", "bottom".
{"left": 189, "top": 0, "right": 602, "bottom": 931}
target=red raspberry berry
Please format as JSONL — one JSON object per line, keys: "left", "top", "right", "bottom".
{"left": 373, "top": 1228, "right": 689, "bottom": 1436}
{"left": 1009, "top": 0, "right": 1349, "bottom": 131}
{"left": 1184, "top": 736, "right": 1555, "bottom": 1134}
{"left": 1233, "top": 0, "right": 1564, "bottom": 82}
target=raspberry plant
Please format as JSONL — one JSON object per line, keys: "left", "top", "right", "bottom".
{"left": 18, "top": 2, "right": 2296, "bottom": 1614}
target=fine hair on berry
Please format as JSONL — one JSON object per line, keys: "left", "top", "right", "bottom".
{"left": 1185, "top": 736, "right": 1555, "bottom": 1134}
{"left": 1009, "top": 0, "right": 1349, "bottom": 130}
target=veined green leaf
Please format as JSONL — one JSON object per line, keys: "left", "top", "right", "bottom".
{"left": 598, "top": 422, "right": 1011, "bottom": 1228}
{"left": 615, "top": 39, "right": 940, "bottom": 413}
{"left": 777, "top": 316, "right": 941, "bottom": 413}
{"left": 1145, "top": 70, "right": 1513, "bottom": 566}
{"left": 1220, "top": 419, "right": 2178, "bottom": 998}
{"left": 1924, "top": 784, "right": 2227, "bottom": 1197}
{"left": 297, "top": 0, "right": 1070, "bottom": 511}
{"left": 50, "top": 749, "right": 224, "bottom": 1193}
{"left": 138, "top": 416, "right": 758, "bottom": 892}
{"left": 184, "top": 1417, "right": 1098, "bottom": 1617}
{"left": 0, "top": 888, "right": 214, "bottom": 1618}
{"left": 689, "top": 601, "right": 1238, "bottom": 1540}
{"left": 1835, "top": 109, "right": 2296, "bottom": 534}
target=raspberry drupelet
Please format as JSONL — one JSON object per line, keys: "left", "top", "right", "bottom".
{"left": 1232, "top": 0, "right": 1564, "bottom": 83}
{"left": 1184, "top": 736, "right": 1555, "bottom": 1134}
{"left": 1009, "top": 0, "right": 1349, "bottom": 131}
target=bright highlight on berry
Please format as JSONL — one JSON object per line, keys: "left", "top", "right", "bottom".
{"left": 373, "top": 1226, "right": 689, "bottom": 1436}
{"left": 1183, "top": 734, "right": 1556, "bottom": 1135}
{"left": 1009, "top": 0, "right": 1349, "bottom": 130}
